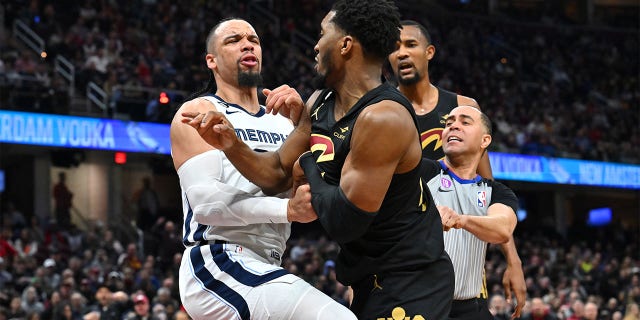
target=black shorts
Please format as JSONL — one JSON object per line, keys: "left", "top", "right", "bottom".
{"left": 448, "top": 297, "right": 493, "bottom": 320}
{"left": 349, "top": 255, "right": 454, "bottom": 320}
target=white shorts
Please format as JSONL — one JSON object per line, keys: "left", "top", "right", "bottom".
{"left": 179, "top": 242, "right": 356, "bottom": 320}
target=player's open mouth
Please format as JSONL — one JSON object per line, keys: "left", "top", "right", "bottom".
{"left": 240, "top": 55, "right": 258, "bottom": 67}
{"left": 398, "top": 62, "right": 413, "bottom": 74}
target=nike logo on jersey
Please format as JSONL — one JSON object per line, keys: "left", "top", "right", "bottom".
{"left": 225, "top": 109, "right": 240, "bottom": 114}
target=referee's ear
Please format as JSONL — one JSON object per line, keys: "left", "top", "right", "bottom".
{"left": 481, "top": 134, "right": 492, "bottom": 150}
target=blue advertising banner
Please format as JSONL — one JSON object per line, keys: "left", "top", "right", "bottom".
{"left": 0, "top": 110, "right": 170, "bottom": 154}
{"left": 489, "top": 152, "right": 640, "bottom": 189}
{"left": 1, "top": 111, "right": 639, "bottom": 189}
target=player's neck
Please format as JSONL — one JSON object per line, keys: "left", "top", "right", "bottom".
{"left": 333, "top": 68, "right": 382, "bottom": 118}
{"left": 215, "top": 83, "right": 260, "bottom": 113}
{"left": 399, "top": 81, "right": 437, "bottom": 115}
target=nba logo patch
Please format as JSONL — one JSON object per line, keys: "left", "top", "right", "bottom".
{"left": 477, "top": 191, "right": 486, "bottom": 207}
{"left": 441, "top": 178, "right": 453, "bottom": 189}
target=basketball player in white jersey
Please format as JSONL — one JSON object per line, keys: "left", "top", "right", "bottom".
{"left": 170, "top": 18, "right": 356, "bottom": 320}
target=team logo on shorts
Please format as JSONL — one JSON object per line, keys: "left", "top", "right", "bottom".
{"left": 477, "top": 191, "right": 486, "bottom": 207}
{"left": 376, "top": 307, "right": 425, "bottom": 320}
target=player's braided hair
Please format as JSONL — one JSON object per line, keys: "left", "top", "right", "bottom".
{"left": 330, "top": 0, "right": 401, "bottom": 61}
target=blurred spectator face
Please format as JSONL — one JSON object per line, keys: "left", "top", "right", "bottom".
{"left": 584, "top": 302, "right": 598, "bottom": 320}
{"left": 63, "top": 304, "right": 72, "bottom": 318}
{"left": 133, "top": 294, "right": 150, "bottom": 316}
{"left": 83, "top": 311, "right": 100, "bottom": 320}
{"left": 50, "top": 292, "right": 61, "bottom": 305}
{"left": 569, "top": 290, "right": 580, "bottom": 303}
{"left": 572, "top": 300, "right": 585, "bottom": 317}
{"left": 489, "top": 295, "right": 507, "bottom": 315}
{"left": 59, "top": 283, "right": 73, "bottom": 299}
{"left": 174, "top": 310, "right": 190, "bottom": 320}
{"left": 95, "top": 287, "right": 112, "bottom": 306}
{"left": 531, "top": 298, "right": 547, "bottom": 317}
{"left": 152, "top": 304, "right": 167, "bottom": 320}
{"left": 25, "top": 286, "right": 38, "bottom": 302}
{"left": 173, "top": 253, "right": 182, "bottom": 265}
{"left": 388, "top": 24, "right": 434, "bottom": 86}
{"left": 126, "top": 243, "right": 137, "bottom": 256}
{"left": 9, "top": 297, "right": 21, "bottom": 312}
{"left": 627, "top": 303, "right": 639, "bottom": 316}
{"left": 162, "top": 277, "right": 173, "bottom": 289}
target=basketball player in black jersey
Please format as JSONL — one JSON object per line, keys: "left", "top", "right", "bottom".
{"left": 389, "top": 20, "right": 527, "bottom": 319}
{"left": 183, "top": 1, "right": 455, "bottom": 319}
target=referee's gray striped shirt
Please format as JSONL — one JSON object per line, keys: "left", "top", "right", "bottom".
{"left": 423, "top": 159, "right": 517, "bottom": 300}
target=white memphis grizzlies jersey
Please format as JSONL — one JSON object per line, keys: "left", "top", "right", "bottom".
{"left": 180, "top": 94, "right": 294, "bottom": 265}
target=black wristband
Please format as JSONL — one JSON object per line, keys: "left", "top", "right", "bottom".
{"left": 299, "top": 151, "right": 377, "bottom": 243}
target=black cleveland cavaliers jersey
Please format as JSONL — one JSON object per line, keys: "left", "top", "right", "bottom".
{"left": 418, "top": 86, "right": 458, "bottom": 160}
{"left": 308, "top": 83, "right": 448, "bottom": 285}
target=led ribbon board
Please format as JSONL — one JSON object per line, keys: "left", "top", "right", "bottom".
{"left": 0, "top": 110, "right": 171, "bottom": 155}
{"left": 490, "top": 152, "right": 640, "bottom": 189}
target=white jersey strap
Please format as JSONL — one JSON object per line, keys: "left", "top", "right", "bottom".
{"left": 177, "top": 150, "right": 289, "bottom": 226}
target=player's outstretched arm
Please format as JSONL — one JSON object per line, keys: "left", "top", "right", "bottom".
{"left": 500, "top": 237, "right": 526, "bottom": 319}
{"left": 180, "top": 90, "right": 319, "bottom": 195}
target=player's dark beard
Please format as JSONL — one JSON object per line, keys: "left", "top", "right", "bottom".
{"left": 311, "top": 54, "right": 331, "bottom": 90}
{"left": 397, "top": 70, "right": 422, "bottom": 86}
{"left": 311, "top": 74, "right": 326, "bottom": 90}
{"left": 238, "top": 71, "right": 263, "bottom": 87}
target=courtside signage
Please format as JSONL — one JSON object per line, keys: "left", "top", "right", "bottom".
{"left": 490, "top": 152, "right": 640, "bottom": 189}
{"left": 0, "top": 110, "right": 170, "bottom": 154}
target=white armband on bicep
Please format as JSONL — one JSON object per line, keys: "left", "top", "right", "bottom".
{"left": 177, "top": 150, "right": 289, "bottom": 226}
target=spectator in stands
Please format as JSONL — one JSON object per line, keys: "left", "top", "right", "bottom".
{"left": 13, "top": 228, "right": 39, "bottom": 259}
{"left": 124, "top": 293, "right": 154, "bottom": 320}
{"left": 489, "top": 294, "right": 511, "bottom": 320}
{"left": 623, "top": 303, "right": 639, "bottom": 320}
{"left": 52, "top": 172, "right": 73, "bottom": 228}
{"left": 117, "top": 243, "right": 142, "bottom": 272}
{"left": 523, "top": 297, "right": 557, "bottom": 320}
{"left": 14, "top": 50, "right": 37, "bottom": 75}
{"left": 3, "top": 202, "right": 28, "bottom": 233}
{"left": 132, "top": 177, "right": 159, "bottom": 232}
{"left": 7, "top": 296, "right": 27, "bottom": 319}
{"left": 89, "top": 286, "right": 125, "bottom": 320}
{"left": 583, "top": 301, "right": 599, "bottom": 320}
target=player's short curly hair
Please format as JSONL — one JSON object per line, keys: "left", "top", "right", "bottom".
{"left": 330, "top": 0, "right": 401, "bottom": 62}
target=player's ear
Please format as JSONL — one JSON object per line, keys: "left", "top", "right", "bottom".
{"left": 206, "top": 53, "right": 217, "bottom": 70}
{"left": 426, "top": 44, "right": 435, "bottom": 61}
{"left": 340, "top": 36, "right": 353, "bottom": 55}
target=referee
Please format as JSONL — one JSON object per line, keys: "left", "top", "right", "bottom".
{"left": 422, "top": 106, "right": 518, "bottom": 320}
